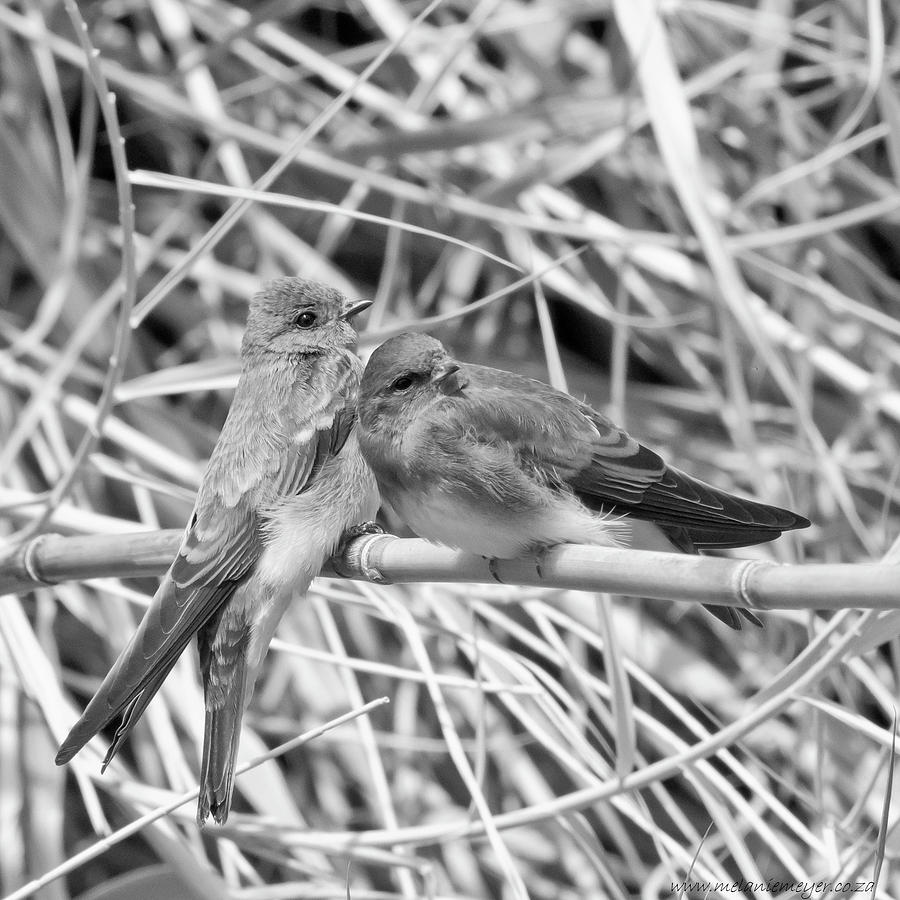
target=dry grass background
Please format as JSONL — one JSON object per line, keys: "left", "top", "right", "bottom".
{"left": 1, "top": 1, "right": 900, "bottom": 898}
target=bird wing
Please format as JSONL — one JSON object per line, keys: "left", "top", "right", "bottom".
{"left": 448, "top": 365, "right": 807, "bottom": 546}
{"left": 56, "top": 378, "right": 359, "bottom": 767}
{"left": 431, "top": 365, "right": 666, "bottom": 503}
{"left": 571, "top": 415, "right": 808, "bottom": 547}
{"left": 55, "top": 489, "right": 261, "bottom": 767}
{"left": 601, "top": 461, "right": 808, "bottom": 544}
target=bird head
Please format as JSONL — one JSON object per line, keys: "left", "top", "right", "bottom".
{"left": 242, "top": 277, "right": 371, "bottom": 358}
{"left": 358, "top": 332, "right": 468, "bottom": 436}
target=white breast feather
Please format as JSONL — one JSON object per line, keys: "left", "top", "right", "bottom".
{"left": 249, "top": 432, "right": 378, "bottom": 671}
{"left": 393, "top": 487, "right": 632, "bottom": 558}
{"left": 256, "top": 432, "right": 378, "bottom": 589}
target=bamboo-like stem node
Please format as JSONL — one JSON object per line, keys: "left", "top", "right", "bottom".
{"left": 22, "top": 533, "right": 55, "bottom": 585}
{"left": 733, "top": 558, "right": 774, "bottom": 611}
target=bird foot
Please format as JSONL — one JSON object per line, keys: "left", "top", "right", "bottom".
{"left": 485, "top": 551, "right": 546, "bottom": 583}
{"left": 337, "top": 522, "right": 390, "bottom": 585}
{"left": 342, "top": 521, "right": 384, "bottom": 541}
{"left": 533, "top": 546, "right": 551, "bottom": 580}
{"left": 485, "top": 556, "right": 504, "bottom": 584}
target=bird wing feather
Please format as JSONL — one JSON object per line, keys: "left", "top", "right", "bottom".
{"left": 425, "top": 365, "right": 664, "bottom": 503}
{"left": 446, "top": 365, "right": 807, "bottom": 544}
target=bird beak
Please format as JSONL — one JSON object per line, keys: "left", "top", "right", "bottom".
{"left": 431, "top": 361, "right": 466, "bottom": 396}
{"left": 340, "top": 299, "right": 373, "bottom": 321}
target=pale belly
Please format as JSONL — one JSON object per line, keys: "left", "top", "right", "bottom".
{"left": 247, "top": 432, "right": 379, "bottom": 669}
{"left": 256, "top": 432, "right": 378, "bottom": 588}
{"left": 391, "top": 485, "right": 632, "bottom": 558}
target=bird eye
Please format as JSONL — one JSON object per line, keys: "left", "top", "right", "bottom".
{"left": 390, "top": 374, "right": 415, "bottom": 393}
{"left": 294, "top": 310, "right": 317, "bottom": 329}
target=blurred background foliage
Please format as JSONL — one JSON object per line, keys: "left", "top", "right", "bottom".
{"left": 2, "top": 0, "right": 900, "bottom": 898}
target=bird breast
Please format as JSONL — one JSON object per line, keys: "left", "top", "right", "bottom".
{"left": 389, "top": 484, "right": 631, "bottom": 559}
{"left": 255, "top": 431, "right": 379, "bottom": 591}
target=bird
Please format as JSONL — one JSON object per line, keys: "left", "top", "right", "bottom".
{"left": 55, "top": 277, "right": 379, "bottom": 825}
{"left": 356, "top": 332, "right": 810, "bottom": 629}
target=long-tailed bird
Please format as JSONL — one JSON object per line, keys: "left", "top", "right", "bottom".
{"left": 356, "top": 332, "right": 809, "bottom": 629}
{"left": 56, "top": 278, "right": 379, "bottom": 824}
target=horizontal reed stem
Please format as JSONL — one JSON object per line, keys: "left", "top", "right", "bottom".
{"left": 0, "top": 529, "right": 890, "bottom": 613}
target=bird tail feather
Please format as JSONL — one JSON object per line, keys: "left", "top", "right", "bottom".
{"left": 702, "top": 604, "right": 763, "bottom": 630}
{"left": 661, "top": 525, "right": 764, "bottom": 630}
{"left": 197, "top": 650, "right": 249, "bottom": 826}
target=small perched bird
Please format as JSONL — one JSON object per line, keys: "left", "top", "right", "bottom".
{"left": 56, "top": 278, "right": 379, "bottom": 825}
{"left": 357, "top": 332, "right": 809, "bottom": 629}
